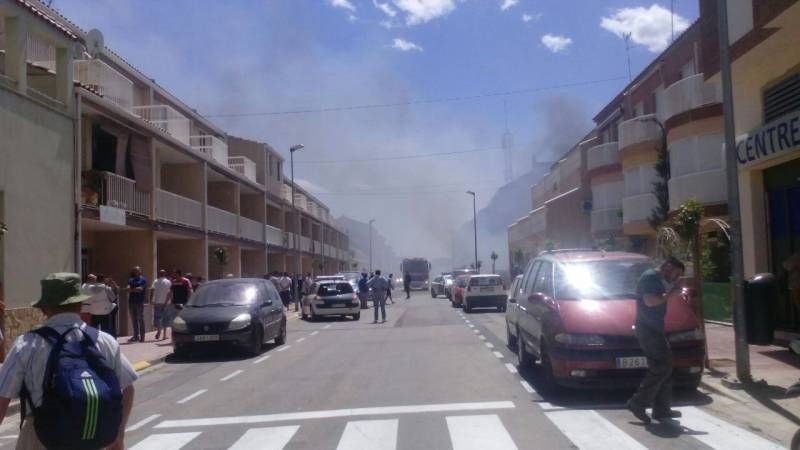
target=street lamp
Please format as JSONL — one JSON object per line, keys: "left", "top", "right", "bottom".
{"left": 466, "top": 191, "right": 478, "bottom": 273}
{"left": 368, "top": 219, "right": 376, "bottom": 273}
{"left": 290, "top": 144, "right": 304, "bottom": 307}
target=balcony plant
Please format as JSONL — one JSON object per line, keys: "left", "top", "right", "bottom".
{"left": 213, "top": 247, "right": 228, "bottom": 277}
{"left": 648, "top": 130, "right": 670, "bottom": 232}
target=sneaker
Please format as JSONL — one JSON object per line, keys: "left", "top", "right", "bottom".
{"left": 127, "top": 337, "right": 139, "bottom": 343}
{"left": 372, "top": 321, "right": 378, "bottom": 324}
{"left": 626, "top": 400, "right": 651, "bottom": 424}
{"left": 652, "top": 409, "right": 682, "bottom": 421}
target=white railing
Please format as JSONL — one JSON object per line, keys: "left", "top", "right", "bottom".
{"left": 299, "top": 236, "right": 312, "bottom": 252}
{"left": 587, "top": 142, "right": 620, "bottom": 172}
{"left": 622, "top": 193, "right": 658, "bottom": 225}
{"left": 325, "top": 244, "right": 335, "bottom": 257}
{"left": 239, "top": 216, "right": 264, "bottom": 242}
{"left": 619, "top": 114, "right": 661, "bottom": 150}
{"left": 294, "top": 193, "right": 307, "bottom": 211}
{"left": 265, "top": 225, "right": 284, "bottom": 246}
{"left": 669, "top": 169, "right": 728, "bottom": 210}
{"left": 74, "top": 59, "right": 134, "bottom": 111}
{"left": 207, "top": 206, "right": 238, "bottom": 236}
{"left": 313, "top": 240, "right": 323, "bottom": 254}
{"left": 663, "top": 74, "right": 722, "bottom": 121}
{"left": 85, "top": 171, "right": 151, "bottom": 216}
{"left": 26, "top": 32, "right": 55, "bottom": 71}
{"left": 156, "top": 189, "right": 202, "bottom": 228}
{"left": 228, "top": 156, "right": 257, "bottom": 182}
{"left": 133, "top": 105, "right": 191, "bottom": 145}
{"left": 190, "top": 135, "right": 228, "bottom": 166}
{"left": 591, "top": 209, "right": 623, "bottom": 234}
{"left": 281, "top": 184, "right": 293, "bottom": 203}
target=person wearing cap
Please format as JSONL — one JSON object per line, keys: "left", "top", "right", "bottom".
{"left": 0, "top": 273, "right": 137, "bottom": 450}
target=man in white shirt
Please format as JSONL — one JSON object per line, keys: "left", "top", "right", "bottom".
{"left": 278, "top": 272, "right": 293, "bottom": 307}
{"left": 81, "top": 274, "right": 116, "bottom": 334}
{"left": 150, "top": 270, "right": 173, "bottom": 341}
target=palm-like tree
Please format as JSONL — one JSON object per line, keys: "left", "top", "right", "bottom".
{"left": 490, "top": 251, "right": 499, "bottom": 274}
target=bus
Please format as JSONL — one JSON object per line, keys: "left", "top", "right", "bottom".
{"left": 400, "top": 258, "right": 431, "bottom": 290}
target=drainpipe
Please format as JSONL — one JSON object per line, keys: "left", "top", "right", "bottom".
{"left": 74, "top": 92, "right": 82, "bottom": 274}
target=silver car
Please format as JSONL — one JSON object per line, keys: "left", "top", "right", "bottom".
{"left": 301, "top": 280, "right": 361, "bottom": 321}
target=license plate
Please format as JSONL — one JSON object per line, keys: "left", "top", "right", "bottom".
{"left": 480, "top": 287, "right": 494, "bottom": 292}
{"left": 333, "top": 303, "right": 345, "bottom": 308}
{"left": 616, "top": 356, "right": 648, "bottom": 369}
{"left": 194, "top": 334, "right": 220, "bottom": 342}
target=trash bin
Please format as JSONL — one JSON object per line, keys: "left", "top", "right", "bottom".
{"left": 744, "top": 273, "right": 777, "bottom": 345}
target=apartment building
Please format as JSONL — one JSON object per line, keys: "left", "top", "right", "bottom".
{"left": 699, "top": 0, "right": 800, "bottom": 337}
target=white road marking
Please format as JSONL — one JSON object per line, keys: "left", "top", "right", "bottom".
{"left": 296, "top": 337, "right": 306, "bottom": 343}
{"left": 253, "top": 354, "right": 271, "bottom": 364}
{"left": 337, "top": 419, "right": 398, "bottom": 450}
{"left": 129, "top": 432, "right": 201, "bottom": 450}
{"left": 157, "top": 401, "right": 516, "bottom": 428}
{"left": 473, "top": 329, "right": 480, "bottom": 334}
{"left": 485, "top": 342, "right": 495, "bottom": 349}
{"left": 493, "top": 351, "right": 504, "bottom": 359}
{"left": 310, "top": 331, "right": 320, "bottom": 336}
{"left": 675, "top": 406, "right": 784, "bottom": 450}
{"left": 228, "top": 426, "right": 300, "bottom": 450}
{"left": 465, "top": 320, "right": 471, "bottom": 324}
{"left": 504, "top": 363, "right": 518, "bottom": 373}
{"left": 277, "top": 345, "right": 291, "bottom": 352}
{"left": 468, "top": 324, "right": 475, "bottom": 328}
{"left": 520, "top": 381, "right": 535, "bottom": 394}
{"left": 176, "top": 389, "right": 207, "bottom": 404}
{"left": 324, "top": 324, "right": 332, "bottom": 329}
{"left": 220, "top": 369, "right": 244, "bottom": 381}
{"left": 446, "top": 414, "right": 518, "bottom": 450}
{"left": 545, "top": 409, "right": 646, "bottom": 450}
{"left": 538, "top": 402, "right": 562, "bottom": 410}
{"left": 126, "top": 414, "right": 162, "bottom": 432}
{"left": 0, "top": 436, "right": 18, "bottom": 439}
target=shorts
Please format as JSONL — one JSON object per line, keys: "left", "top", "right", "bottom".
{"left": 153, "top": 304, "right": 173, "bottom": 328}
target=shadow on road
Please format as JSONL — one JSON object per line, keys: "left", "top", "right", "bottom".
{"left": 164, "top": 342, "right": 282, "bottom": 364}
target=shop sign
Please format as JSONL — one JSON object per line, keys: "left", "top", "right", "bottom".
{"left": 99, "top": 205, "right": 126, "bottom": 226}
{"left": 737, "top": 110, "right": 800, "bottom": 168}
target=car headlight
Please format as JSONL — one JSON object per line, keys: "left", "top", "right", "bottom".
{"left": 172, "top": 316, "right": 188, "bottom": 332}
{"left": 669, "top": 328, "right": 704, "bottom": 343}
{"left": 554, "top": 333, "right": 605, "bottom": 346}
{"left": 228, "top": 313, "right": 252, "bottom": 331}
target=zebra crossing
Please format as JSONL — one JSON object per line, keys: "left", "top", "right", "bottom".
{"left": 125, "top": 405, "right": 785, "bottom": 450}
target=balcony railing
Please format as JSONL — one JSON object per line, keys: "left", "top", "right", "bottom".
{"left": 82, "top": 171, "right": 151, "bottom": 217}
{"left": 591, "top": 209, "right": 623, "bottom": 234}
{"left": 207, "top": 206, "right": 238, "bottom": 236}
{"left": 26, "top": 32, "right": 55, "bottom": 71}
{"left": 663, "top": 74, "right": 722, "bottom": 121}
{"left": 281, "top": 185, "right": 293, "bottom": 204}
{"left": 622, "top": 193, "right": 658, "bottom": 225}
{"left": 74, "top": 59, "right": 134, "bottom": 111}
{"left": 228, "top": 156, "right": 257, "bottom": 183}
{"left": 619, "top": 115, "right": 661, "bottom": 150}
{"left": 239, "top": 216, "right": 264, "bottom": 242}
{"left": 156, "top": 189, "right": 202, "bottom": 228}
{"left": 587, "top": 142, "right": 620, "bottom": 172}
{"left": 669, "top": 169, "right": 728, "bottom": 210}
{"left": 299, "top": 236, "right": 312, "bottom": 252}
{"left": 313, "top": 240, "right": 323, "bottom": 254}
{"left": 190, "top": 135, "right": 228, "bottom": 166}
{"left": 265, "top": 225, "right": 284, "bottom": 247}
{"left": 133, "top": 105, "right": 191, "bottom": 146}
{"left": 294, "top": 193, "right": 307, "bottom": 212}
{"left": 325, "top": 244, "right": 335, "bottom": 257}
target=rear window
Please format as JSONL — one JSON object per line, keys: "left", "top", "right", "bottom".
{"left": 469, "top": 277, "right": 501, "bottom": 287}
{"left": 318, "top": 283, "right": 354, "bottom": 297}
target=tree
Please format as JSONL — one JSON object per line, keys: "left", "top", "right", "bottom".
{"left": 213, "top": 247, "right": 228, "bottom": 278}
{"left": 513, "top": 249, "right": 525, "bottom": 275}
{"left": 648, "top": 126, "right": 671, "bottom": 233}
{"left": 490, "top": 251, "right": 499, "bottom": 274}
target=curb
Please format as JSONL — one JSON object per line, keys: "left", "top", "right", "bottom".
{"left": 705, "top": 319, "right": 734, "bottom": 327}
{"left": 133, "top": 354, "right": 169, "bottom": 372}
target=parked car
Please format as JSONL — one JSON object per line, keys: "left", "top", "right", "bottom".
{"left": 443, "top": 275, "right": 456, "bottom": 299}
{"left": 450, "top": 275, "right": 469, "bottom": 308}
{"left": 463, "top": 274, "right": 507, "bottom": 313}
{"left": 302, "top": 280, "right": 361, "bottom": 321}
{"left": 430, "top": 276, "right": 447, "bottom": 298}
{"left": 504, "top": 274, "right": 524, "bottom": 343}
{"left": 172, "top": 278, "right": 287, "bottom": 357}
{"left": 508, "top": 250, "right": 704, "bottom": 391}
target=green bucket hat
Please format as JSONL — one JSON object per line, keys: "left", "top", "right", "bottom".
{"left": 32, "top": 273, "right": 92, "bottom": 308}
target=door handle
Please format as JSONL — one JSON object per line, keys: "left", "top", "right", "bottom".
{"left": 519, "top": 305, "right": 527, "bottom": 312}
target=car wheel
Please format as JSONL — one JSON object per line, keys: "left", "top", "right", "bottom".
{"left": 506, "top": 322, "right": 517, "bottom": 349}
{"left": 464, "top": 300, "right": 471, "bottom": 313}
{"left": 353, "top": 312, "right": 360, "bottom": 321}
{"left": 249, "top": 325, "right": 263, "bottom": 356}
{"left": 517, "top": 328, "right": 533, "bottom": 369}
{"left": 431, "top": 290, "right": 436, "bottom": 298}
{"left": 309, "top": 309, "right": 318, "bottom": 322}
{"left": 173, "top": 343, "right": 188, "bottom": 359}
{"left": 274, "top": 320, "right": 287, "bottom": 345}
{"left": 498, "top": 304, "right": 507, "bottom": 313}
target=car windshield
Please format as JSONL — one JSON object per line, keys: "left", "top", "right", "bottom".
{"left": 188, "top": 282, "right": 259, "bottom": 307}
{"left": 469, "top": 277, "right": 501, "bottom": 287}
{"left": 554, "top": 259, "right": 654, "bottom": 300}
{"left": 318, "top": 283, "right": 354, "bottom": 297}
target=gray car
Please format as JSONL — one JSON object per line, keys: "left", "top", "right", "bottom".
{"left": 302, "top": 280, "right": 361, "bottom": 321}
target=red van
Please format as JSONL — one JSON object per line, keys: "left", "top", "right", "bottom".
{"left": 506, "top": 250, "right": 704, "bottom": 390}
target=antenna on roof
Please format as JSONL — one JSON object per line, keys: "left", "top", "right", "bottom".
{"left": 671, "top": 0, "right": 676, "bottom": 43}
{"left": 623, "top": 32, "right": 632, "bottom": 81}
{"left": 85, "top": 29, "right": 105, "bottom": 59}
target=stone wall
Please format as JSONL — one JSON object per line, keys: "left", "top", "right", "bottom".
{"left": 3, "top": 307, "right": 45, "bottom": 352}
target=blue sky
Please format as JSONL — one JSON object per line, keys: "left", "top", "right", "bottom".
{"left": 54, "top": 0, "right": 699, "bottom": 260}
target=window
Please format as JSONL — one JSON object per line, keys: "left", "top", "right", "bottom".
{"left": 277, "top": 161, "right": 283, "bottom": 181}
{"left": 533, "top": 262, "right": 553, "bottom": 296}
{"left": 522, "top": 261, "right": 541, "bottom": 295}
{"left": 469, "top": 277, "right": 501, "bottom": 287}
{"left": 764, "top": 72, "right": 800, "bottom": 123}
{"left": 268, "top": 154, "right": 274, "bottom": 177}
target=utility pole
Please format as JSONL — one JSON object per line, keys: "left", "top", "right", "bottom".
{"left": 290, "top": 144, "right": 304, "bottom": 308}
{"left": 717, "top": 0, "right": 751, "bottom": 382}
{"left": 369, "top": 219, "right": 375, "bottom": 273}
{"left": 623, "top": 32, "right": 633, "bottom": 82}
{"left": 466, "top": 191, "right": 478, "bottom": 272}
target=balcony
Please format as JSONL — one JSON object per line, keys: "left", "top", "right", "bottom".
{"left": 281, "top": 185, "right": 293, "bottom": 204}
{"left": 294, "top": 193, "right": 308, "bottom": 212}
{"left": 264, "top": 225, "right": 283, "bottom": 246}
{"left": 228, "top": 156, "right": 257, "bottom": 183}
{"left": 156, "top": 189, "right": 202, "bottom": 228}
{"left": 325, "top": 244, "right": 335, "bottom": 257}
{"left": 663, "top": 74, "right": 722, "bottom": 122}
{"left": 190, "top": 135, "right": 228, "bottom": 166}
{"left": 239, "top": 216, "right": 264, "bottom": 242}
{"left": 619, "top": 115, "right": 661, "bottom": 150}
{"left": 134, "top": 105, "right": 191, "bottom": 146}
{"left": 622, "top": 193, "right": 658, "bottom": 225}
{"left": 591, "top": 208, "right": 623, "bottom": 234}
{"left": 587, "top": 142, "right": 620, "bottom": 172}
{"left": 74, "top": 59, "right": 134, "bottom": 112}
{"left": 207, "top": 206, "right": 238, "bottom": 236}
{"left": 82, "top": 171, "right": 151, "bottom": 217}
{"left": 299, "top": 236, "right": 312, "bottom": 252}
{"left": 669, "top": 169, "right": 727, "bottom": 210}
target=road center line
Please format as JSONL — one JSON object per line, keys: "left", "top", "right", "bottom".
{"left": 468, "top": 324, "right": 475, "bottom": 328}
{"left": 485, "top": 342, "right": 494, "bottom": 349}
{"left": 323, "top": 324, "right": 332, "bottom": 329}
{"left": 504, "top": 363, "right": 518, "bottom": 374}
{"left": 177, "top": 389, "right": 208, "bottom": 404}
{"left": 479, "top": 335, "right": 487, "bottom": 341}
{"left": 220, "top": 370, "right": 244, "bottom": 381}
{"left": 520, "top": 381, "right": 535, "bottom": 394}
{"left": 126, "top": 414, "right": 161, "bottom": 432}
{"left": 296, "top": 337, "right": 306, "bottom": 343}
{"left": 253, "top": 354, "right": 271, "bottom": 364}
{"left": 492, "top": 351, "right": 504, "bottom": 359}
{"left": 310, "top": 331, "right": 319, "bottom": 336}
{"left": 277, "top": 345, "right": 291, "bottom": 352}
{"left": 473, "top": 329, "right": 480, "bottom": 334}
{"left": 156, "top": 401, "right": 517, "bottom": 429}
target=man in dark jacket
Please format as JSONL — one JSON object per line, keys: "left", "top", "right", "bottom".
{"left": 403, "top": 272, "right": 412, "bottom": 299}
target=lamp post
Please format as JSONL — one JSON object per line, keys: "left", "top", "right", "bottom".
{"left": 368, "top": 219, "right": 376, "bottom": 273}
{"left": 466, "top": 191, "right": 478, "bottom": 272}
{"left": 290, "top": 144, "right": 304, "bottom": 307}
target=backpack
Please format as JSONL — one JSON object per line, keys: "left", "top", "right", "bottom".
{"left": 21, "top": 326, "right": 123, "bottom": 450}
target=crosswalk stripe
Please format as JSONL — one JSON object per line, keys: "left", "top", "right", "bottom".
{"left": 126, "top": 414, "right": 161, "bottom": 432}
{"left": 544, "top": 410, "right": 646, "bottom": 450}
{"left": 446, "top": 414, "right": 518, "bottom": 450}
{"left": 337, "top": 419, "right": 398, "bottom": 450}
{"left": 228, "top": 426, "right": 300, "bottom": 450}
{"left": 676, "top": 406, "right": 784, "bottom": 450}
{"left": 129, "top": 432, "right": 201, "bottom": 450}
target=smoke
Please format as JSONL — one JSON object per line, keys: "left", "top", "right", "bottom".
{"left": 528, "top": 93, "right": 593, "bottom": 163}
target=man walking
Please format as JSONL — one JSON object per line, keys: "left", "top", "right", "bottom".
{"left": 358, "top": 273, "right": 369, "bottom": 309}
{"left": 0, "top": 273, "right": 137, "bottom": 450}
{"left": 278, "top": 272, "right": 293, "bottom": 308}
{"left": 127, "top": 266, "right": 147, "bottom": 343}
{"left": 403, "top": 272, "right": 412, "bottom": 299}
{"left": 626, "top": 257, "right": 686, "bottom": 424}
{"left": 386, "top": 273, "right": 395, "bottom": 304}
{"left": 170, "top": 269, "right": 193, "bottom": 310}
{"left": 150, "top": 270, "right": 173, "bottom": 341}
{"left": 368, "top": 270, "right": 390, "bottom": 324}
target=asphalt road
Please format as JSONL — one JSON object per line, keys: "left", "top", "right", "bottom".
{"left": 0, "top": 291, "right": 786, "bottom": 449}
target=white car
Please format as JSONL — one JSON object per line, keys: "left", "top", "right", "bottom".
{"left": 463, "top": 274, "right": 507, "bottom": 313}
{"left": 302, "top": 280, "right": 361, "bottom": 321}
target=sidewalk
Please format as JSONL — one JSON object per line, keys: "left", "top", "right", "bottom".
{"left": 118, "top": 330, "right": 175, "bottom": 372}
{"left": 701, "top": 322, "right": 800, "bottom": 446}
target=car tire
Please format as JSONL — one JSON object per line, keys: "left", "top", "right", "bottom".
{"left": 274, "top": 320, "right": 287, "bottom": 345}
{"left": 309, "top": 309, "right": 318, "bottom": 322}
{"left": 506, "top": 322, "right": 517, "bottom": 349}
{"left": 173, "top": 343, "right": 188, "bottom": 359}
{"left": 498, "top": 304, "right": 506, "bottom": 313}
{"left": 517, "top": 328, "right": 533, "bottom": 369}
{"left": 464, "top": 301, "right": 471, "bottom": 313}
{"left": 353, "top": 312, "right": 360, "bottom": 321}
{"left": 431, "top": 290, "right": 436, "bottom": 298}
{"left": 249, "top": 325, "right": 263, "bottom": 356}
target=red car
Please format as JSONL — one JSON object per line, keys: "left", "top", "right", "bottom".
{"left": 450, "top": 275, "right": 470, "bottom": 308}
{"left": 506, "top": 250, "right": 704, "bottom": 390}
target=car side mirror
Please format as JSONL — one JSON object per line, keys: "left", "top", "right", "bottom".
{"left": 529, "top": 293, "right": 557, "bottom": 310}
